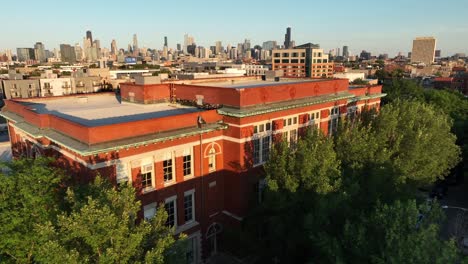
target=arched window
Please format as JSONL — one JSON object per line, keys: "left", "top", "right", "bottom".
{"left": 208, "top": 147, "right": 216, "bottom": 172}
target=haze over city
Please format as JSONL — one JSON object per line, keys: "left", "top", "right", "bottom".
{"left": 2, "top": 0, "right": 468, "bottom": 56}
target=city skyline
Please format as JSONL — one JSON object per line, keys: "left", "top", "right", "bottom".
{"left": 2, "top": 0, "right": 468, "bottom": 56}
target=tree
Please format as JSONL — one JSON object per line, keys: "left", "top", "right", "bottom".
{"left": 372, "top": 100, "right": 460, "bottom": 185}
{"left": 35, "top": 177, "right": 186, "bottom": 263}
{"left": 0, "top": 159, "right": 185, "bottom": 263}
{"left": 338, "top": 200, "right": 460, "bottom": 264}
{"left": 0, "top": 158, "right": 65, "bottom": 263}
{"left": 245, "top": 129, "right": 342, "bottom": 263}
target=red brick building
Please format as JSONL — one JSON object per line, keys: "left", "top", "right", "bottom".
{"left": 0, "top": 76, "right": 384, "bottom": 263}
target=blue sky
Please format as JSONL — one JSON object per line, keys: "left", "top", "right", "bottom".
{"left": 3, "top": 0, "right": 467, "bottom": 56}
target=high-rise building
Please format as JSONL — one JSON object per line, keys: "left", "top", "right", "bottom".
{"left": 360, "top": 50, "right": 372, "bottom": 60}
{"left": 164, "top": 36, "right": 168, "bottom": 47}
{"left": 59, "top": 44, "right": 76, "bottom": 64}
{"left": 284, "top": 27, "right": 292, "bottom": 49}
{"left": 34, "top": 42, "right": 46, "bottom": 63}
{"left": 262, "top": 41, "right": 277, "bottom": 51}
{"left": 111, "top": 39, "right": 118, "bottom": 55}
{"left": 411, "top": 37, "right": 436, "bottom": 65}
{"left": 133, "top": 34, "right": 139, "bottom": 54}
{"left": 215, "top": 41, "right": 222, "bottom": 55}
{"left": 86, "top": 30, "right": 93, "bottom": 44}
{"left": 177, "top": 43, "right": 181, "bottom": 51}
{"left": 342, "top": 46, "right": 349, "bottom": 58}
{"left": 183, "top": 34, "right": 195, "bottom": 54}
{"left": 16, "top": 48, "right": 35, "bottom": 62}
{"left": 435, "top": 50, "right": 441, "bottom": 58}
{"left": 74, "top": 43, "right": 83, "bottom": 62}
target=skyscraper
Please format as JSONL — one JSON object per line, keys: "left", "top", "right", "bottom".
{"left": 284, "top": 27, "right": 292, "bottom": 49}
{"left": 411, "top": 37, "right": 436, "bottom": 65}
{"left": 16, "top": 48, "right": 35, "bottom": 62}
{"left": 34, "top": 42, "right": 46, "bottom": 63}
{"left": 215, "top": 41, "right": 222, "bottom": 55}
{"left": 262, "top": 41, "right": 277, "bottom": 51}
{"left": 86, "top": 30, "right": 93, "bottom": 44}
{"left": 342, "top": 45, "right": 349, "bottom": 58}
{"left": 133, "top": 34, "right": 139, "bottom": 53}
{"left": 60, "top": 44, "right": 76, "bottom": 64}
{"left": 164, "top": 36, "right": 168, "bottom": 47}
{"left": 183, "top": 34, "right": 194, "bottom": 54}
{"left": 111, "top": 39, "right": 117, "bottom": 55}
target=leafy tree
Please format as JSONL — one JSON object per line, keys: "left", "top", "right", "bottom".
{"left": 382, "top": 78, "right": 425, "bottom": 104}
{"left": 338, "top": 200, "right": 460, "bottom": 264}
{"left": 244, "top": 129, "right": 342, "bottom": 262}
{"left": 0, "top": 158, "right": 65, "bottom": 263}
{"left": 36, "top": 177, "right": 186, "bottom": 263}
{"left": 373, "top": 100, "right": 460, "bottom": 185}
{"left": 0, "top": 159, "right": 185, "bottom": 264}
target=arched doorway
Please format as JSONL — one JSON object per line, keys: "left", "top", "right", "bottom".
{"left": 206, "top": 222, "right": 222, "bottom": 257}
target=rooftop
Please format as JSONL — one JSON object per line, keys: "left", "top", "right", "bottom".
{"left": 193, "top": 78, "right": 327, "bottom": 89}
{"left": 18, "top": 94, "right": 201, "bottom": 127}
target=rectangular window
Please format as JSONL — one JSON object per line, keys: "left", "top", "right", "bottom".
{"left": 274, "top": 53, "right": 280, "bottom": 58}
{"left": 165, "top": 198, "right": 176, "bottom": 227}
{"left": 293, "top": 117, "right": 297, "bottom": 124}
{"left": 266, "top": 122, "right": 271, "bottom": 131}
{"left": 163, "top": 155, "right": 173, "bottom": 182}
{"left": 261, "top": 136, "right": 271, "bottom": 162}
{"left": 186, "top": 236, "right": 197, "bottom": 264}
{"left": 141, "top": 164, "right": 153, "bottom": 188}
{"left": 281, "top": 59, "right": 289, "bottom": 63}
{"left": 253, "top": 138, "right": 260, "bottom": 165}
{"left": 143, "top": 203, "right": 157, "bottom": 220}
{"left": 282, "top": 53, "right": 289, "bottom": 57}
{"left": 184, "top": 191, "right": 195, "bottom": 223}
{"left": 183, "top": 154, "right": 191, "bottom": 176}
{"left": 274, "top": 59, "right": 280, "bottom": 63}
{"left": 259, "top": 124, "right": 264, "bottom": 133}
{"left": 290, "top": 129, "right": 297, "bottom": 147}
{"left": 288, "top": 118, "right": 292, "bottom": 126}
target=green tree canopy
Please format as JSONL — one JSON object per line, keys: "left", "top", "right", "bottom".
{"left": 0, "top": 159, "right": 185, "bottom": 264}
{"left": 0, "top": 158, "right": 65, "bottom": 263}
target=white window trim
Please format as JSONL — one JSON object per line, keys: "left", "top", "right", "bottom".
{"left": 143, "top": 202, "right": 157, "bottom": 220}
{"left": 141, "top": 161, "right": 155, "bottom": 192}
{"left": 165, "top": 195, "right": 178, "bottom": 228}
{"left": 163, "top": 151, "right": 176, "bottom": 186}
{"left": 253, "top": 135, "right": 272, "bottom": 167}
{"left": 183, "top": 189, "right": 196, "bottom": 224}
{"left": 208, "top": 147, "right": 216, "bottom": 172}
{"left": 182, "top": 148, "right": 194, "bottom": 178}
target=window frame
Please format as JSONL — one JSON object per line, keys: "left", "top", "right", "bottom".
{"left": 163, "top": 152, "right": 174, "bottom": 184}
{"left": 183, "top": 190, "right": 195, "bottom": 224}
{"left": 165, "top": 195, "right": 177, "bottom": 228}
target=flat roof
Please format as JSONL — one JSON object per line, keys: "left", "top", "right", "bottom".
{"left": 193, "top": 78, "right": 327, "bottom": 89}
{"left": 18, "top": 94, "right": 201, "bottom": 127}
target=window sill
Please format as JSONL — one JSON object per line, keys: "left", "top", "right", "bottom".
{"left": 142, "top": 187, "right": 156, "bottom": 194}
{"left": 175, "top": 221, "right": 199, "bottom": 234}
{"left": 184, "top": 175, "right": 195, "bottom": 180}
{"left": 164, "top": 181, "right": 176, "bottom": 187}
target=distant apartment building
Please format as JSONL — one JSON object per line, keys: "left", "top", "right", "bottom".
{"left": 16, "top": 48, "right": 35, "bottom": 62}
{"left": 2, "top": 79, "right": 41, "bottom": 99}
{"left": 60, "top": 44, "right": 77, "bottom": 64}
{"left": 411, "top": 37, "right": 436, "bottom": 65}
{"left": 272, "top": 43, "right": 333, "bottom": 78}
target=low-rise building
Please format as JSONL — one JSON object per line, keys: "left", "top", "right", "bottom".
{"left": 1, "top": 76, "right": 385, "bottom": 262}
